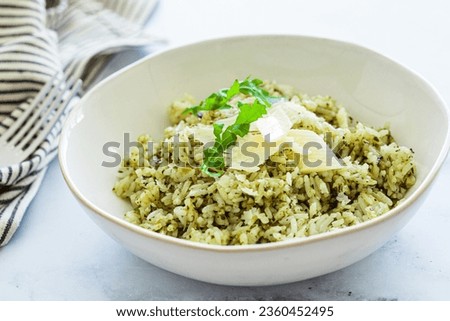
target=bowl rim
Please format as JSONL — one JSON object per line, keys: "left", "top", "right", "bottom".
{"left": 59, "top": 34, "right": 450, "bottom": 252}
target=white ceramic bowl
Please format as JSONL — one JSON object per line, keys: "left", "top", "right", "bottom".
{"left": 59, "top": 35, "right": 450, "bottom": 286}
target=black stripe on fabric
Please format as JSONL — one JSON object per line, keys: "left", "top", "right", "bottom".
{"left": 5, "top": 163, "right": 22, "bottom": 186}
{"left": 0, "top": 79, "right": 45, "bottom": 85}
{"left": 0, "top": 204, "right": 7, "bottom": 221}
{"left": 17, "top": 167, "right": 40, "bottom": 184}
{"left": 36, "top": 144, "right": 58, "bottom": 158}
{"left": 0, "top": 165, "right": 25, "bottom": 189}
{"left": 0, "top": 98, "right": 28, "bottom": 105}
{"left": 0, "top": 33, "right": 35, "bottom": 39}
{"left": 0, "top": 183, "right": 23, "bottom": 196}
{"left": 4, "top": 182, "right": 33, "bottom": 191}
{"left": 0, "top": 174, "right": 41, "bottom": 199}
{"left": 0, "top": 88, "right": 39, "bottom": 94}
{"left": 47, "top": 145, "right": 58, "bottom": 156}
{"left": 28, "top": 155, "right": 42, "bottom": 176}
{"left": 5, "top": 166, "right": 12, "bottom": 185}
{"left": 9, "top": 113, "right": 18, "bottom": 120}
{"left": 22, "top": 162, "right": 33, "bottom": 178}
{"left": 0, "top": 191, "right": 23, "bottom": 205}
{"left": 0, "top": 23, "right": 38, "bottom": 29}
{"left": 16, "top": 104, "right": 28, "bottom": 112}
{"left": 4, "top": 177, "right": 39, "bottom": 191}
{"left": 0, "top": 102, "right": 19, "bottom": 108}
{"left": 16, "top": 163, "right": 23, "bottom": 184}
{"left": 1, "top": 185, "right": 28, "bottom": 193}
{"left": 0, "top": 187, "right": 29, "bottom": 245}
{"left": 0, "top": 112, "right": 17, "bottom": 120}
{"left": 0, "top": 69, "right": 52, "bottom": 76}
{"left": 0, "top": 100, "right": 39, "bottom": 108}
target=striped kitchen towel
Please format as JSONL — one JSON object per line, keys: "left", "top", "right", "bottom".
{"left": 0, "top": 0, "right": 159, "bottom": 246}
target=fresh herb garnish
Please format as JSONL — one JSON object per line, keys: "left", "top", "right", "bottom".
{"left": 183, "top": 78, "right": 271, "bottom": 115}
{"left": 183, "top": 77, "right": 272, "bottom": 177}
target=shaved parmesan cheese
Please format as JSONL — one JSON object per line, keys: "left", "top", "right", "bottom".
{"left": 228, "top": 129, "right": 343, "bottom": 173}
{"left": 254, "top": 100, "right": 304, "bottom": 141}
{"left": 255, "top": 110, "right": 291, "bottom": 141}
{"left": 269, "top": 101, "right": 303, "bottom": 124}
{"left": 287, "top": 130, "right": 343, "bottom": 173}
{"left": 185, "top": 99, "right": 343, "bottom": 174}
{"left": 228, "top": 133, "right": 266, "bottom": 172}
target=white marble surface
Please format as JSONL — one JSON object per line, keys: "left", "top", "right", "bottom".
{"left": 1, "top": 0, "right": 450, "bottom": 300}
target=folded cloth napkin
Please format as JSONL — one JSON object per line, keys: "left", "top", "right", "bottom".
{"left": 0, "top": 0, "right": 159, "bottom": 246}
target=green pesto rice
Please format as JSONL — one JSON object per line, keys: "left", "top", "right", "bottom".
{"left": 113, "top": 81, "right": 416, "bottom": 245}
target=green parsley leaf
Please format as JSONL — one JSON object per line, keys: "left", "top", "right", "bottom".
{"left": 183, "top": 77, "right": 273, "bottom": 177}
{"left": 213, "top": 123, "right": 224, "bottom": 139}
{"left": 182, "top": 77, "right": 269, "bottom": 115}
{"left": 238, "top": 78, "right": 271, "bottom": 107}
{"left": 228, "top": 123, "right": 250, "bottom": 137}
{"left": 227, "top": 79, "right": 240, "bottom": 99}
{"left": 235, "top": 101, "right": 268, "bottom": 124}
{"left": 182, "top": 90, "right": 230, "bottom": 115}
